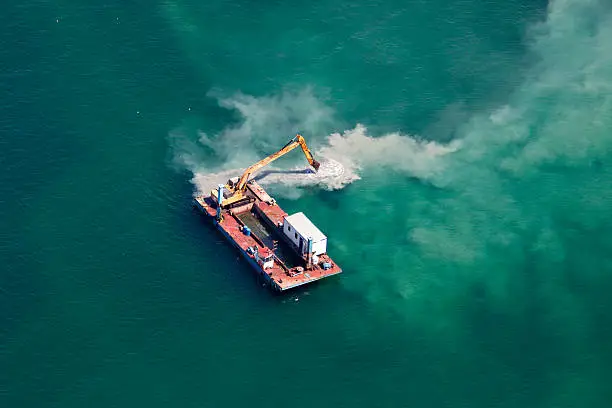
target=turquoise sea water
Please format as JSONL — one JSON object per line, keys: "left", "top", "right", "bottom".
{"left": 2, "top": 0, "right": 612, "bottom": 407}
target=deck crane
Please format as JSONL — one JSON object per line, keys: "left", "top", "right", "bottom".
{"left": 213, "top": 134, "right": 320, "bottom": 209}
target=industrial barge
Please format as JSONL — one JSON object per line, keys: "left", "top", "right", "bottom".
{"left": 193, "top": 134, "right": 342, "bottom": 292}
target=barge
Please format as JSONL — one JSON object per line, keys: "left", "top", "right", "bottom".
{"left": 193, "top": 135, "right": 342, "bottom": 292}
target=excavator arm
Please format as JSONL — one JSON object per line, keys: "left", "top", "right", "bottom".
{"left": 295, "top": 134, "right": 320, "bottom": 172}
{"left": 217, "top": 134, "right": 320, "bottom": 208}
{"left": 234, "top": 134, "right": 320, "bottom": 192}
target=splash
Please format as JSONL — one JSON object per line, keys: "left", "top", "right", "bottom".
{"left": 189, "top": 157, "right": 357, "bottom": 195}
{"left": 196, "top": 87, "right": 335, "bottom": 168}
{"left": 171, "top": 89, "right": 456, "bottom": 197}
{"left": 317, "top": 124, "right": 460, "bottom": 184}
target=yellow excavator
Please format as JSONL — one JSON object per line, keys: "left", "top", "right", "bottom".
{"left": 213, "top": 134, "right": 320, "bottom": 209}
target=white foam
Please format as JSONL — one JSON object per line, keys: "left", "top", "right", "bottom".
{"left": 191, "top": 157, "right": 358, "bottom": 196}
{"left": 188, "top": 123, "right": 458, "bottom": 197}
{"left": 170, "top": 89, "right": 457, "bottom": 197}
{"left": 317, "top": 124, "right": 459, "bottom": 182}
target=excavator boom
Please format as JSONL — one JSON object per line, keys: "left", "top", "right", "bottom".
{"left": 234, "top": 134, "right": 320, "bottom": 192}
{"left": 217, "top": 134, "right": 320, "bottom": 208}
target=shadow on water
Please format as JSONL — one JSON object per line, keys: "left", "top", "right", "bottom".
{"left": 252, "top": 168, "right": 316, "bottom": 181}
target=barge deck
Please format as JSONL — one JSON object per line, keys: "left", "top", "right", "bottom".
{"left": 193, "top": 180, "right": 342, "bottom": 292}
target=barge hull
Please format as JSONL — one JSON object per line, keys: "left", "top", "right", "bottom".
{"left": 193, "top": 189, "right": 342, "bottom": 292}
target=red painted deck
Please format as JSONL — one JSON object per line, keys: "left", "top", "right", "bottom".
{"left": 246, "top": 181, "right": 273, "bottom": 203}
{"left": 193, "top": 193, "right": 342, "bottom": 292}
{"left": 256, "top": 201, "right": 287, "bottom": 227}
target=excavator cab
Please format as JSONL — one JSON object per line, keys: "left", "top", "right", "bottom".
{"left": 226, "top": 177, "right": 239, "bottom": 191}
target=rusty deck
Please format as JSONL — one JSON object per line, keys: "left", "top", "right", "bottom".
{"left": 193, "top": 185, "right": 342, "bottom": 292}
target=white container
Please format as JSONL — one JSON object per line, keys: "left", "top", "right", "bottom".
{"left": 282, "top": 212, "right": 327, "bottom": 256}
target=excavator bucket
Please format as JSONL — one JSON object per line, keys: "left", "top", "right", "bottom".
{"left": 312, "top": 159, "right": 321, "bottom": 171}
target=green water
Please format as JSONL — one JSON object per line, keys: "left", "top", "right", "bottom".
{"left": 2, "top": 0, "right": 612, "bottom": 407}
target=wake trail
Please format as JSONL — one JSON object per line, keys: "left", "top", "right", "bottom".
{"left": 169, "top": 88, "right": 457, "bottom": 198}
{"left": 184, "top": 124, "right": 456, "bottom": 197}
{"left": 191, "top": 156, "right": 357, "bottom": 195}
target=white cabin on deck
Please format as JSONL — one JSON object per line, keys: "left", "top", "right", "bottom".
{"left": 282, "top": 212, "right": 327, "bottom": 256}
